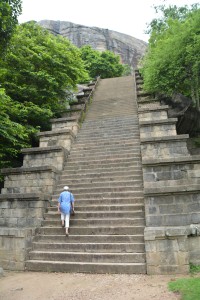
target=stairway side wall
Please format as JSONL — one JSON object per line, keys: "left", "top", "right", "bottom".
{"left": 135, "top": 70, "right": 200, "bottom": 274}
{"left": 0, "top": 78, "right": 100, "bottom": 271}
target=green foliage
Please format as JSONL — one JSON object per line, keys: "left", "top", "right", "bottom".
{"left": 190, "top": 263, "right": 200, "bottom": 274}
{"left": 0, "top": 0, "right": 22, "bottom": 54}
{"left": 141, "top": 4, "right": 200, "bottom": 109}
{"left": 122, "top": 64, "right": 132, "bottom": 76}
{"left": 0, "top": 88, "right": 32, "bottom": 169}
{"left": 0, "top": 22, "right": 90, "bottom": 175}
{"left": 168, "top": 277, "right": 200, "bottom": 300}
{"left": 0, "top": 22, "right": 89, "bottom": 114}
{"left": 80, "top": 45, "right": 125, "bottom": 79}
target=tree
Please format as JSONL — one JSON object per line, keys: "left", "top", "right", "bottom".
{"left": 0, "top": 88, "right": 31, "bottom": 170}
{"left": 0, "top": 22, "right": 89, "bottom": 173}
{"left": 0, "top": 0, "right": 22, "bottom": 54}
{"left": 141, "top": 4, "right": 200, "bottom": 109}
{"left": 80, "top": 45, "right": 125, "bottom": 79}
{"left": 0, "top": 21, "right": 89, "bottom": 124}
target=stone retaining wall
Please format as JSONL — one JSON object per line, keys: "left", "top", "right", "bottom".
{"left": 135, "top": 70, "right": 200, "bottom": 274}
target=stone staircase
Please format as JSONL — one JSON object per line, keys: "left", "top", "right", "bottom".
{"left": 26, "top": 76, "right": 147, "bottom": 274}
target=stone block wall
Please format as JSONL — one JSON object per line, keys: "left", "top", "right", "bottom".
{"left": 144, "top": 192, "right": 200, "bottom": 227}
{"left": 0, "top": 228, "right": 33, "bottom": 270}
{"left": 22, "top": 147, "right": 67, "bottom": 171}
{"left": 141, "top": 136, "right": 189, "bottom": 159}
{"left": 139, "top": 119, "right": 177, "bottom": 138}
{"left": 38, "top": 129, "right": 75, "bottom": 151}
{"left": 145, "top": 227, "right": 189, "bottom": 274}
{"left": 0, "top": 193, "right": 49, "bottom": 228}
{"left": 0, "top": 193, "right": 48, "bottom": 270}
{"left": 135, "top": 70, "right": 200, "bottom": 275}
{"left": 1, "top": 167, "right": 59, "bottom": 195}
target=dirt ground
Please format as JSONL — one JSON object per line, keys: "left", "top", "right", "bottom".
{"left": 0, "top": 271, "right": 185, "bottom": 300}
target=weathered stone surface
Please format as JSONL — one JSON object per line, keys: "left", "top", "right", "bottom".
{"left": 1, "top": 167, "right": 59, "bottom": 195}
{"left": 22, "top": 146, "right": 66, "bottom": 171}
{"left": 0, "top": 228, "right": 34, "bottom": 271}
{"left": 38, "top": 20, "right": 147, "bottom": 69}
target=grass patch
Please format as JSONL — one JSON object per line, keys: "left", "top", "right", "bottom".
{"left": 168, "top": 265, "right": 200, "bottom": 299}
{"left": 190, "top": 263, "right": 200, "bottom": 274}
{"left": 168, "top": 277, "right": 200, "bottom": 300}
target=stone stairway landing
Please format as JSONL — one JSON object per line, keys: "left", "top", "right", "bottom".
{"left": 26, "top": 76, "right": 146, "bottom": 274}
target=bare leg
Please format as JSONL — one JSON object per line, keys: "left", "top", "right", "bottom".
{"left": 65, "top": 214, "right": 70, "bottom": 237}
{"left": 65, "top": 227, "right": 69, "bottom": 236}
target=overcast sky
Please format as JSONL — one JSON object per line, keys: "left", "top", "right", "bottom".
{"left": 18, "top": 0, "right": 197, "bottom": 42}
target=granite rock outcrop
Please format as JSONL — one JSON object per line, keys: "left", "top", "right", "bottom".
{"left": 38, "top": 20, "right": 148, "bottom": 70}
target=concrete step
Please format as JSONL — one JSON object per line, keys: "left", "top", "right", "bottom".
{"left": 36, "top": 225, "right": 145, "bottom": 235}
{"left": 34, "top": 234, "right": 145, "bottom": 243}
{"left": 26, "top": 260, "right": 147, "bottom": 274}
{"left": 32, "top": 242, "right": 145, "bottom": 253}
{"left": 28, "top": 250, "right": 146, "bottom": 263}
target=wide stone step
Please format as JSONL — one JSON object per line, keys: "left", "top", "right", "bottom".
{"left": 42, "top": 217, "right": 145, "bottom": 226}
{"left": 59, "top": 174, "right": 143, "bottom": 184}
{"left": 63, "top": 162, "right": 142, "bottom": 171}
{"left": 28, "top": 251, "right": 145, "bottom": 263}
{"left": 82, "top": 120, "right": 139, "bottom": 128}
{"left": 44, "top": 210, "right": 144, "bottom": 219}
{"left": 26, "top": 260, "right": 147, "bottom": 274}
{"left": 71, "top": 143, "right": 141, "bottom": 152}
{"left": 55, "top": 180, "right": 143, "bottom": 190}
{"left": 34, "top": 234, "right": 145, "bottom": 243}
{"left": 68, "top": 152, "right": 141, "bottom": 161}
{"left": 65, "top": 157, "right": 141, "bottom": 166}
{"left": 60, "top": 168, "right": 142, "bottom": 178}
{"left": 52, "top": 191, "right": 144, "bottom": 200}
{"left": 68, "top": 149, "right": 141, "bottom": 159}
{"left": 73, "top": 139, "right": 140, "bottom": 148}
{"left": 53, "top": 187, "right": 143, "bottom": 198}
{"left": 32, "top": 242, "right": 145, "bottom": 253}
{"left": 78, "top": 128, "right": 140, "bottom": 137}
{"left": 36, "top": 225, "right": 145, "bottom": 235}
{"left": 59, "top": 168, "right": 142, "bottom": 178}
{"left": 76, "top": 133, "right": 140, "bottom": 142}
{"left": 73, "top": 138, "right": 140, "bottom": 149}
{"left": 48, "top": 204, "right": 144, "bottom": 212}
{"left": 50, "top": 196, "right": 144, "bottom": 206}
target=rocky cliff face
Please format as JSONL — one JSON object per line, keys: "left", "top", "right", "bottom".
{"left": 38, "top": 20, "right": 148, "bottom": 69}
